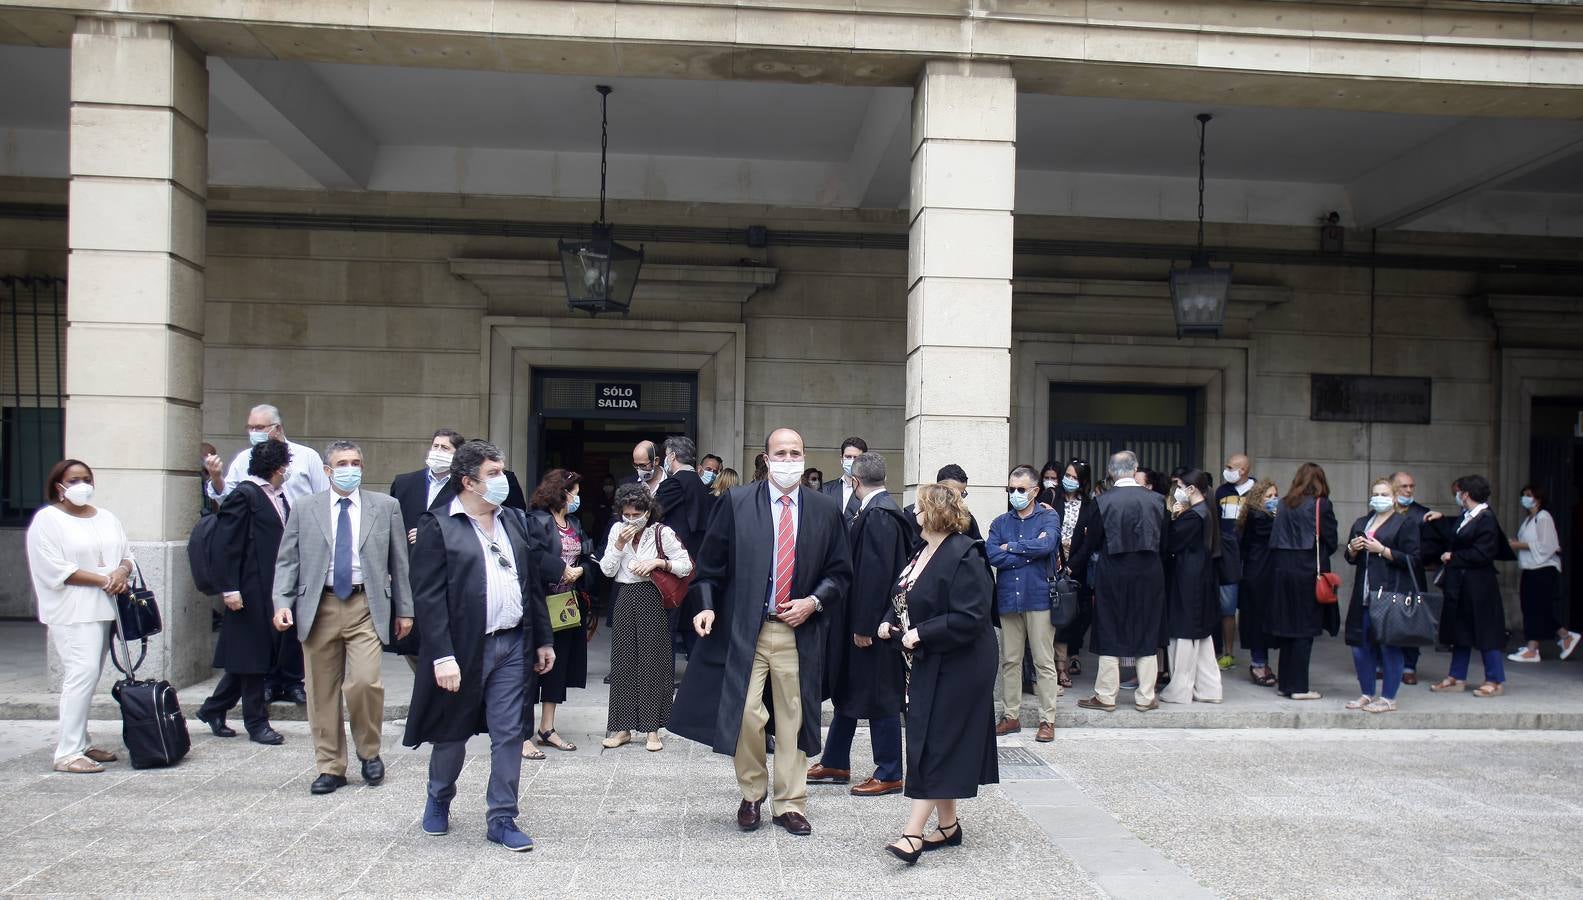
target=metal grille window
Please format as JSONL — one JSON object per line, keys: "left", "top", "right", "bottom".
{"left": 1048, "top": 384, "right": 1197, "bottom": 479}
{"left": 1, "top": 276, "right": 65, "bottom": 524}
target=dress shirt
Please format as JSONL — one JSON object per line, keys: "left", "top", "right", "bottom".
{"left": 425, "top": 469, "right": 449, "bottom": 509}
{"left": 766, "top": 485, "right": 801, "bottom": 610}
{"left": 1517, "top": 510, "right": 1562, "bottom": 572}
{"left": 858, "top": 486, "right": 884, "bottom": 512}
{"left": 249, "top": 475, "right": 289, "bottom": 523}
{"left": 842, "top": 478, "right": 856, "bottom": 515}
{"left": 209, "top": 439, "right": 329, "bottom": 502}
{"left": 1457, "top": 503, "right": 1488, "bottom": 532}
{"left": 325, "top": 489, "right": 363, "bottom": 588}
{"left": 598, "top": 519, "right": 694, "bottom": 584}
{"left": 433, "top": 498, "right": 523, "bottom": 670}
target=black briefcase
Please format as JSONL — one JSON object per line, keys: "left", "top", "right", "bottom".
{"left": 108, "top": 624, "right": 190, "bottom": 770}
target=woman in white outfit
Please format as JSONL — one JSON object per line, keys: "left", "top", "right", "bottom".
{"left": 25, "top": 459, "right": 134, "bottom": 774}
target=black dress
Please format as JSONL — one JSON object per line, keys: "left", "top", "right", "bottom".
{"left": 1342, "top": 512, "right": 1420, "bottom": 647}
{"left": 1439, "top": 511, "right": 1507, "bottom": 652}
{"left": 528, "top": 510, "right": 591, "bottom": 705}
{"left": 1164, "top": 503, "right": 1218, "bottom": 642}
{"left": 1237, "top": 509, "right": 1275, "bottom": 651}
{"left": 886, "top": 533, "right": 998, "bottom": 800}
{"left": 1266, "top": 496, "right": 1340, "bottom": 640}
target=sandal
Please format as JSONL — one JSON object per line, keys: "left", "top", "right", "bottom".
{"left": 601, "top": 731, "right": 632, "bottom": 749}
{"left": 83, "top": 747, "right": 118, "bottom": 763}
{"left": 536, "top": 729, "right": 577, "bottom": 752}
{"left": 1363, "top": 697, "right": 1397, "bottom": 713}
{"left": 1068, "top": 658, "right": 1082, "bottom": 676}
{"left": 52, "top": 756, "right": 104, "bottom": 774}
{"left": 520, "top": 741, "right": 547, "bottom": 760}
{"left": 1057, "top": 671, "right": 1072, "bottom": 689}
{"left": 1472, "top": 682, "right": 1504, "bottom": 698}
{"left": 1429, "top": 678, "right": 1467, "bottom": 693}
{"left": 1345, "top": 694, "right": 1372, "bottom": 710}
{"left": 1249, "top": 667, "right": 1278, "bottom": 687}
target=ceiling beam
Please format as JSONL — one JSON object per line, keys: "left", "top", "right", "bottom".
{"left": 1347, "top": 119, "right": 1583, "bottom": 230}
{"left": 207, "top": 58, "right": 375, "bottom": 191}
{"left": 835, "top": 87, "right": 911, "bottom": 209}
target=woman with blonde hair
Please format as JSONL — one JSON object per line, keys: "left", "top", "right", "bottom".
{"left": 710, "top": 467, "right": 740, "bottom": 498}
{"left": 878, "top": 484, "right": 997, "bottom": 865}
{"left": 1342, "top": 477, "right": 1420, "bottom": 712}
{"left": 1239, "top": 478, "right": 1281, "bottom": 686}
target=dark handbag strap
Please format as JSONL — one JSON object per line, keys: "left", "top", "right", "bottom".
{"left": 1314, "top": 500, "right": 1322, "bottom": 577}
{"left": 108, "top": 634, "right": 148, "bottom": 677}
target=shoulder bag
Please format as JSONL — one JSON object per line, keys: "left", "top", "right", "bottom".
{"left": 114, "top": 560, "right": 162, "bottom": 642}
{"left": 1048, "top": 545, "right": 1081, "bottom": 629}
{"left": 1314, "top": 501, "right": 1343, "bottom": 605}
{"left": 646, "top": 524, "right": 695, "bottom": 610}
{"left": 1368, "top": 557, "right": 1443, "bottom": 647}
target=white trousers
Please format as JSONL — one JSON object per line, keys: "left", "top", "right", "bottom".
{"left": 1159, "top": 638, "right": 1223, "bottom": 704}
{"left": 50, "top": 621, "right": 111, "bottom": 763}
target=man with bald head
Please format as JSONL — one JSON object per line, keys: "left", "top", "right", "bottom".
{"left": 632, "top": 440, "right": 664, "bottom": 495}
{"left": 1213, "top": 452, "right": 1255, "bottom": 670}
{"left": 671, "top": 427, "right": 852, "bottom": 837}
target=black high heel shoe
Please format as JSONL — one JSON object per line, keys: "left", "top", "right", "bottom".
{"left": 885, "top": 835, "right": 924, "bottom": 866}
{"left": 921, "top": 820, "right": 962, "bottom": 852}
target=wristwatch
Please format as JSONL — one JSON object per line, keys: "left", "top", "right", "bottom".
{"left": 811, "top": 596, "right": 823, "bottom": 614}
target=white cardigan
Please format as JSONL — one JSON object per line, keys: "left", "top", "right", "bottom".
{"left": 599, "top": 521, "right": 693, "bottom": 585}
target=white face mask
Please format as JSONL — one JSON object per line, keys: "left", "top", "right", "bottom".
{"left": 768, "top": 459, "right": 805, "bottom": 491}
{"left": 1043, "top": 479, "right": 1058, "bottom": 489}
{"left": 62, "top": 482, "right": 94, "bottom": 507}
{"left": 1222, "top": 468, "right": 1241, "bottom": 484}
{"left": 426, "top": 449, "right": 453, "bottom": 475}
{"left": 1174, "top": 487, "right": 1191, "bottom": 505}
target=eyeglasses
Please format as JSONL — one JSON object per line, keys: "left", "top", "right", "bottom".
{"left": 1005, "top": 486, "right": 1033, "bottom": 494}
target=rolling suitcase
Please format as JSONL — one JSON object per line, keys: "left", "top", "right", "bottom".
{"left": 108, "top": 619, "right": 191, "bottom": 770}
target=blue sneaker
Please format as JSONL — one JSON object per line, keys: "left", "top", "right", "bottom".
{"left": 487, "top": 819, "right": 534, "bottom": 852}
{"left": 421, "top": 798, "right": 450, "bottom": 836}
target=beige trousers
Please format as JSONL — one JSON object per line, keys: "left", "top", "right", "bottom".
{"left": 1094, "top": 654, "right": 1158, "bottom": 708}
{"left": 1160, "top": 638, "right": 1223, "bottom": 703}
{"left": 999, "top": 611, "right": 1061, "bottom": 724}
{"left": 303, "top": 588, "right": 384, "bottom": 776}
{"left": 734, "top": 620, "right": 807, "bottom": 816}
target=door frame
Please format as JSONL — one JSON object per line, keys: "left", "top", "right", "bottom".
{"left": 1046, "top": 382, "right": 1200, "bottom": 471}
{"left": 530, "top": 368, "right": 699, "bottom": 482}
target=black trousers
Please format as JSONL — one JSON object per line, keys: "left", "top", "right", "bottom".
{"left": 265, "top": 628, "right": 304, "bottom": 694}
{"left": 198, "top": 672, "right": 269, "bottom": 735}
{"left": 1520, "top": 567, "right": 1563, "bottom": 642}
{"left": 1276, "top": 637, "right": 1313, "bottom": 695}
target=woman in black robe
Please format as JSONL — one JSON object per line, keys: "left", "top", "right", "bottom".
{"left": 1430, "top": 474, "right": 1509, "bottom": 697}
{"left": 1266, "top": 462, "right": 1339, "bottom": 700}
{"left": 1159, "top": 469, "right": 1222, "bottom": 704}
{"left": 878, "top": 484, "right": 997, "bottom": 865}
{"left": 1238, "top": 479, "right": 1280, "bottom": 686}
{"left": 1053, "top": 458, "right": 1100, "bottom": 685}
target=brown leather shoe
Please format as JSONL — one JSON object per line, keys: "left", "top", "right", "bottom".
{"left": 1135, "top": 698, "right": 1160, "bottom": 712}
{"left": 1035, "top": 722, "right": 1055, "bottom": 742}
{"left": 806, "top": 765, "right": 850, "bottom": 785}
{"left": 772, "top": 811, "right": 813, "bottom": 836}
{"left": 849, "top": 777, "right": 903, "bottom": 797}
{"left": 994, "top": 716, "right": 1022, "bottom": 735}
{"left": 737, "top": 796, "right": 764, "bottom": 831}
{"left": 1402, "top": 671, "right": 1419, "bottom": 686}
{"left": 1077, "top": 696, "right": 1116, "bottom": 712}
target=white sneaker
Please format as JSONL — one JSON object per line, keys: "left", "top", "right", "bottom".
{"left": 1560, "top": 632, "right": 1581, "bottom": 660}
{"left": 1508, "top": 648, "right": 1541, "bottom": 663}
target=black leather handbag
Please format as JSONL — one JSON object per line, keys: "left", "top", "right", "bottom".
{"left": 1367, "top": 562, "right": 1442, "bottom": 647}
{"left": 1048, "top": 550, "right": 1080, "bottom": 629}
{"left": 113, "top": 562, "right": 162, "bottom": 642}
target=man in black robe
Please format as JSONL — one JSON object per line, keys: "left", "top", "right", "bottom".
{"left": 671, "top": 427, "right": 852, "bottom": 837}
{"left": 808, "top": 452, "right": 910, "bottom": 796}
{"left": 1078, "top": 450, "right": 1167, "bottom": 713}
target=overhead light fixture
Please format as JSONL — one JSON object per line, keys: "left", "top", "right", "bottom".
{"left": 1169, "top": 113, "right": 1231, "bottom": 339}
{"left": 560, "top": 85, "right": 644, "bottom": 317}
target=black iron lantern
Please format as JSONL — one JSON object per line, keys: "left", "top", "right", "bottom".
{"left": 560, "top": 85, "right": 644, "bottom": 317}
{"left": 1169, "top": 113, "right": 1231, "bottom": 338}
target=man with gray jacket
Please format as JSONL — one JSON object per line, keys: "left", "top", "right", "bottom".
{"left": 273, "top": 441, "right": 414, "bottom": 795}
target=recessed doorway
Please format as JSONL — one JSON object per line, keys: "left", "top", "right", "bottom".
{"left": 1048, "top": 383, "right": 1199, "bottom": 475}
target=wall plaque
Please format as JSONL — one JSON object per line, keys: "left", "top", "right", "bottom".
{"left": 1310, "top": 374, "right": 1431, "bottom": 424}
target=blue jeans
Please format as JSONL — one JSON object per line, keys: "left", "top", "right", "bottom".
{"left": 427, "top": 630, "right": 527, "bottom": 826}
{"left": 1218, "top": 583, "right": 1239, "bottom": 618}
{"left": 1449, "top": 646, "right": 1505, "bottom": 684}
{"left": 821, "top": 712, "right": 903, "bottom": 783}
{"left": 1351, "top": 627, "right": 1404, "bottom": 700}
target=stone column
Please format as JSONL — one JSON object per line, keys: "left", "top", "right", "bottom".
{"left": 904, "top": 61, "right": 1015, "bottom": 530}
{"left": 63, "top": 18, "right": 209, "bottom": 688}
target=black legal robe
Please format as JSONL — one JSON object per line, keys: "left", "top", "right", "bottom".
{"left": 1266, "top": 496, "right": 1340, "bottom": 640}
{"left": 1438, "top": 510, "right": 1508, "bottom": 652}
{"left": 826, "top": 492, "right": 910, "bottom": 720}
{"left": 1238, "top": 508, "right": 1276, "bottom": 650}
{"left": 212, "top": 481, "right": 286, "bottom": 675}
{"left": 1164, "top": 502, "right": 1218, "bottom": 642}
{"left": 1089, "top": 484, "right": 1167, "bottom": 658}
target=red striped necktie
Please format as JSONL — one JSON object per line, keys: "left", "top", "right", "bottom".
{"left": 772, "top": 495, "right": 796, "bottom": 616}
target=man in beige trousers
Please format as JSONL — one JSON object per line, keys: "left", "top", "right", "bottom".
{"left": 273, "top": 440, "right": 413, "bottom": 795}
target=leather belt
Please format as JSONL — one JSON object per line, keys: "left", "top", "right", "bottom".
{"left": 323, "top": 584, "right": 365, "bottom": 594}
{"left": 486, "top": 623, "right": 523, "bottom": 637}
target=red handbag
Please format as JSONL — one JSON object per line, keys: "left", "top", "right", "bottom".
{"left": 646, "top": 525, "right": 695, "bottom": 610}
{"left": 1314, "top": 500, "right": 1342, "bottom": 604}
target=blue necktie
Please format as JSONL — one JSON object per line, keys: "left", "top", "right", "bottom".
{"left": 333, "top": 497, "right": 352, "bottom": 599}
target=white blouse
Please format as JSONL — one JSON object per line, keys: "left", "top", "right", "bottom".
{"left": 1517, "top": 509, "right": 1562, "bottom": 572}
{"left": 25, "top": 504, "right": 129, "bottom": 626}
{"left": 599, "top": 520, "right": 693, "bottom": 585}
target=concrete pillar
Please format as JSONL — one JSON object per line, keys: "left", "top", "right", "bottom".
{"left": 62, "top": 18, "right": 209, "bottom": 689}
{"left": 904, "top": 61, "right": 1015, "bottom": 530}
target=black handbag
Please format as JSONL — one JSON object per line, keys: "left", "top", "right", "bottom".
{"left": 1367, "top": 561, "right": 1442, "bottom": 647}
{"left": 1048, "top": 549, "right": 1080, "bottom": 629}
{"left": 113, "top": 562, "right": 162, "bottom": 642}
